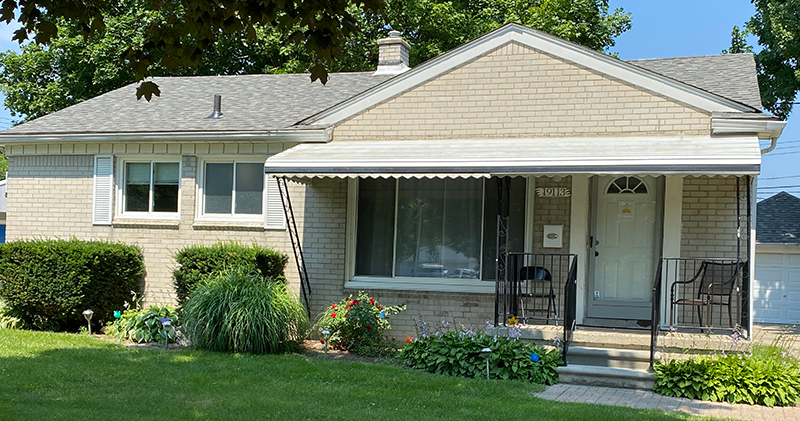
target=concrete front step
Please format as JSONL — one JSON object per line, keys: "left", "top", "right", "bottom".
{"left": 557, "top": 365, "right": 656, "bottom": 390}
{"left": 566, "top": 346, "right": 656, "bottom": 370}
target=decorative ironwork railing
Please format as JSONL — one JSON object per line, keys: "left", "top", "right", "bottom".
{"left": 649, "top": 257, "right": 748, "bottom": 370}
{"left": 494, "top": 253, "right": 578, "bottom": 365}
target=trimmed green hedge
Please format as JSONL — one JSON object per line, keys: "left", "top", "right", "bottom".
{"left": 173, "top": 242, "right": 289, "bottom": 305}
{"left": 0, "top": 239, "right": 144, "bottom": 331}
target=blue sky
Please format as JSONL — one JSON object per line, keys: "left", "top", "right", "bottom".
{"left": 0, "top": 1, "right": 795, "bottom": 199}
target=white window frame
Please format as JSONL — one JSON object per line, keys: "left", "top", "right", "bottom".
{"left": 196, "top": 157, "right": 267, "bottom": 223}
{"left": 115, "top": 156, "right": 182, "bottom": 221}
{"left": 344, "top": 177, "right": 531, "bottom": 294}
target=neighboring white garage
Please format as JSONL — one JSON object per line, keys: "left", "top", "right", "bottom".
{"left": 754, "top": 192, "right": 800, "bottom": 325}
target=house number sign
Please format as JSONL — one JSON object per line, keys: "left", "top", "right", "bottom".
{"left": 535, "top": 187, "right": 571, "bottom": 198}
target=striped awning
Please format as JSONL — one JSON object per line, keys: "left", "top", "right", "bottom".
{"left": 264, "top": 135, "right": 761, "bottom": 178}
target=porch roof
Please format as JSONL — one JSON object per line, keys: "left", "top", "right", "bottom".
{"left": 264, "top": 135, "right": 761, "bottom": 178}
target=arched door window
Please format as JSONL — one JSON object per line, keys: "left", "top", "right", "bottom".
{"left": 606, "top": 176, "right": 648, "bottom": 194}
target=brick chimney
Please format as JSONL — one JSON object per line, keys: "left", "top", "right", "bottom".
{"left": 374, "top": 30, "right": 410, "bottom": 76}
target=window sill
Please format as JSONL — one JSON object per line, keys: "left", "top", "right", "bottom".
{"left": 192, "top": 221, "right": 265, "bottom": 231}
{"left": 112, "top": 219, "right": 180, "bottom": 229}
{"left": 346, "top": 276, "right": 494, "bottom": 294}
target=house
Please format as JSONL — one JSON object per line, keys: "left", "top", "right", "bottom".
{"left": 0, "top": 24, "right": 786, "bottom": 341}
{"left": 753, "top": 191, "right": 800, "bottom": 325}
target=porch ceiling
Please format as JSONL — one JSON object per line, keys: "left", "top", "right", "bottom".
{"left": 264, "top": 135, "right": 761, "bottom": 178}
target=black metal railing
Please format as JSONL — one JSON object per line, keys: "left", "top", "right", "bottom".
{"left": 495, "top": 253, "right": 577, "bottom": 326}
{"left": 494, "top": 252, "right": 577, "bottom": 365}
{"left": 649, "top": 258, "right": 664, "bottom": 371}
{"left": 649, "top": 257, "right": 748, "bottom": 369}
{"left": 563, "top": 256, "right": 578, "bottom": 366}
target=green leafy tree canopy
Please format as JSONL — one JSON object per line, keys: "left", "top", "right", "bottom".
{"left": 0, "top": 0, "right": 631, "bottom": 121}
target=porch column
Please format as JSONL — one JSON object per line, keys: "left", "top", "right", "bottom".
{"left": 661, "top": 175, "right": 684, "bottom": 324}
{"left": 569, "top": 175, "right": 590, "bottom": 325}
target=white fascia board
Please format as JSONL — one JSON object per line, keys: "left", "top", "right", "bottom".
{"left": 307, "top": 24, "right": 752, "bottom": 126}
{"left": 711, "top": 118, "right": 786, "bottom": 139}
{"left": 0, "top": 128, "right": 331, "bottom": 145}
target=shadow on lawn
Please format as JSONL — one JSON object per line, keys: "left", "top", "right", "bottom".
{"left": 0, "top": 343, "right": 699, "bottom": 421}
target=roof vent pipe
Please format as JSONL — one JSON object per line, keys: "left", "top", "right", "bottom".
{"left": 207, "top": 94, "right": 223, "bottom": 119}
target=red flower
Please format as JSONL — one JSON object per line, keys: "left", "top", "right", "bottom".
{"left": 346, "top": 306, "right": 351, "bottom": 311}
{"left": 366, "top": 324, "right": 372, "bottom": 330}
{"left": 320, "top": 340, "right": 325, "bottom": 344}
{"left": 353, "top": 299, "right": 359, "bottom": 305}
{"left": 406, "top": 336, "right": 413, "bottom": 343}
{"left": 344, "top": 313, "right": 348, "bottom": 318}
{"left": 330, "top": 312, "right": 336, "bottom": 318}
{"left": 377, "top": 305, "right": 382, "bottom": 310}
{"left": 369, "top": 298, "right": 375, "bottom": 304}
{"left": 331, "top": 304, "right": 336, "bottom": 309}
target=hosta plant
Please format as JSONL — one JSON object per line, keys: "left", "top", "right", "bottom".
{"left": 316, "top": 291, "right": 406, "bottom": 356}
{"left": 399, "top": 318, "right": 561, "bottom": 385}
{"left": 106, "top": 305, "right": 179, "bottom": 344}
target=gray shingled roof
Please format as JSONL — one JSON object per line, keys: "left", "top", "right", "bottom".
{"left": 628, "top": 54, "right": 762, "bottom": 110}
{"left": 757, "top": 191, "right": 800, "bottom": 244}
{"left": 1, "top": 53, "right": 763, "bottom": 136}
{"left": 1, "top": 72, "right": 391, "bottom": 135}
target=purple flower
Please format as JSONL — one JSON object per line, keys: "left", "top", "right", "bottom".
{"left": 161, "top": 317, "right": 169, "bottom": 324}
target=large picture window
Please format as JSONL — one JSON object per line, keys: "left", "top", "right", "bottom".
{"left": 201, "top": 161, "right": 264, "bottom": 219}
{"left": 355, "top": 177, "right": 526, "bottom": 283}
{"left": 122, "top": 161, "right": 180, "bottom": 215}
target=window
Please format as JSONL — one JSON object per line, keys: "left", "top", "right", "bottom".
{"left": 354, "top": 177, "right": 526, "bottom": 283}
{"left": 200, "top": 161, "right": 264, "bottom": 219}
{"left": 606, "top": 176, "right": 648, "bottom": 194}
{"left": 121, "top": 160, "right": 180, "bottom": 216}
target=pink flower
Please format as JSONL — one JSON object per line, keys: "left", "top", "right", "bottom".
{"left": 330, "top": 312, "right": 336, "bottom": 318}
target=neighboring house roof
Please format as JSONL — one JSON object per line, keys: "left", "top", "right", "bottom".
{"left": 0, "top": 24, "right": 767, "bottom": 138}
{"left": 757, "top": 191, "right": 800, "bottom": 244}
{"left": 628, "top": 54, "right": 762, "bottom": 110}
{"left": 0, "top": 73, "right": 390, "bottom": 136}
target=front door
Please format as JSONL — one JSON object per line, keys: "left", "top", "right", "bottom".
{"left": 588, "top": 176, "right": 660, "bottom": 320}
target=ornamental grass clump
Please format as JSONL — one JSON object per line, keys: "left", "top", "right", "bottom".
{"left": 316, "top": 291, "right": 406, "bottom": 356}
{"left": 182, "top": 268, "right": 309, "bottom": 354}
{"left": 399, "top": 318, "right": 561, "bottom": 385}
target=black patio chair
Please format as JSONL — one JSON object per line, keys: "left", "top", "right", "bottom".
{"left": 669, "top": 260, "right": 744, "bottom": 329}
{"left": 518, "top": 266, "right": 557, "bottom": 325}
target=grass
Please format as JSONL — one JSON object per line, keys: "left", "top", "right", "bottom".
{"left": 0, "top": 329, "right": 709, "bottom": 421}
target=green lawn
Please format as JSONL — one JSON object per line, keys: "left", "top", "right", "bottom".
{"left": 0, "top": 330, "right": 705, "bottom": 421}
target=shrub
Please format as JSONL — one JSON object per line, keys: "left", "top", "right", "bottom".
{"left": 106, "top": 305, "right": 179, "bottom": 344}
{"left": 654, "top": 345, "right": 800, "bottom": 407}
{"left": 0, "top": 299, "right": 24, "bottom": 329}
{"left": 316, "top": 291, "right": 406, "bottom": 356}
{"left": 182, "top": 268, "right": 309, "bottom": 354}
{"left": 0, "top": 239, "right": 144, "bottom": 331}
{"left": 399, "top": 320, "right": 561, "bottom": 385}
{"left": 173, "top": 242, "right": 289, "bottom": 305}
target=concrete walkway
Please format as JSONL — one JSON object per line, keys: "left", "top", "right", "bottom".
{"left": 535, "top": 384, "right": 800, "bottom": 421}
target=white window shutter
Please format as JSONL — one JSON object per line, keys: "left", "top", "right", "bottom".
{"left": 92, "top": 155, "right": 114, "bottom": 225}
{"left": 264, "top": 174, "right": 286, "bottom": 230}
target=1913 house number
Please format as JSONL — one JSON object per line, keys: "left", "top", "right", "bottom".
{"left": 535, "top": 187, "right": 571, "bottom": 197}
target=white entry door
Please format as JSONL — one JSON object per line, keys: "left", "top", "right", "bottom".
{"left": 589, "top": 176, "right": 659, "bottom": 320}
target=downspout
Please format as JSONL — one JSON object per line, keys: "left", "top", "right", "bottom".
{"left": 761, "top": 137, "right": 778, "bottom": 154}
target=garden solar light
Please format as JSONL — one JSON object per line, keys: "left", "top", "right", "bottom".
{"left": 321, "top": 329, "right": 331, "bottom": 356}
{"left": 82, "top": 309, "right": 93, "bottom": 335}
{"left": 161, "top": 317, "right": 172, "bottom": 350}
{"left": 481, "top": 347, "right": 492, "bottom": 380}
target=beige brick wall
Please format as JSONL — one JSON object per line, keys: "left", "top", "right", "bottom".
{"left": 7, "top": 153, "right": 302, "bottom": 305}
{"left": 334, "top": 42, "right": 711, "bottom": 141}
{"left": 681, "top": 176, "right": 741, "bottom": 259}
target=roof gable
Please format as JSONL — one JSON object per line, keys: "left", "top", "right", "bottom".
{"left": 301, "top": 23, "right": 759, "bottom": 127}
{"left": 757, "top": 191, "right": 800, "bottom": 244}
